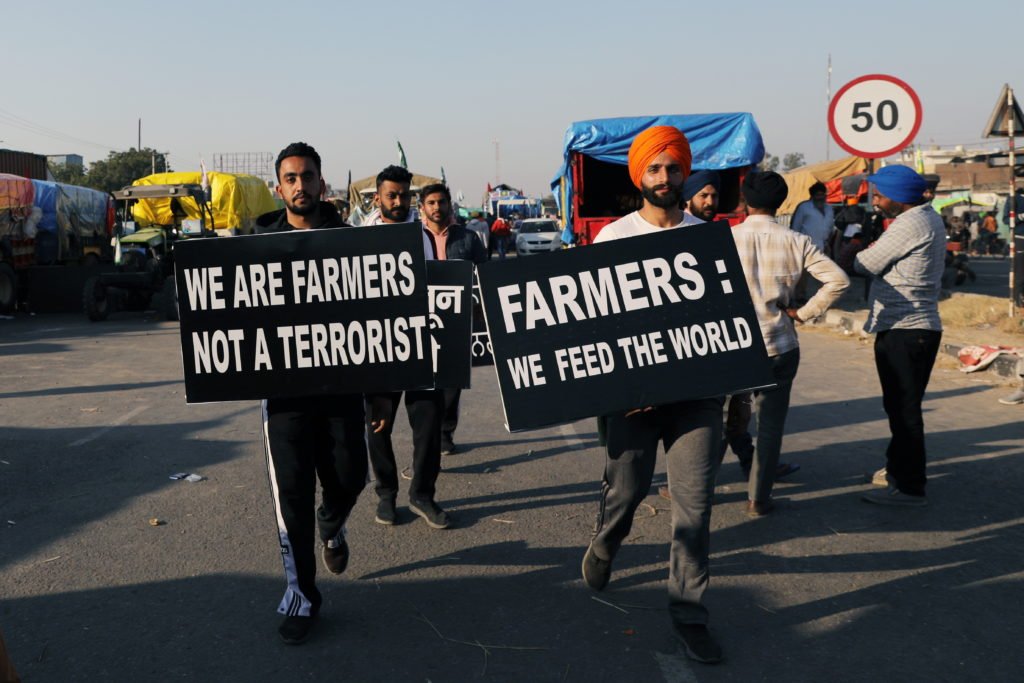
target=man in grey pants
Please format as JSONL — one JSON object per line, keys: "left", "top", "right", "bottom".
{"left": 579, "top": 124, "right": 723, "bottom": 664}
{"left": 731, "top": 171, "right": 849, "bottom": 516}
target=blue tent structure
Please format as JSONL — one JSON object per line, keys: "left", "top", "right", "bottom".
{"left": 551, "top": 113, "right": 765, "bottom": 244}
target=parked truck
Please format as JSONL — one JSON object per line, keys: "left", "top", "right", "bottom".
{"left": 0, "top": 173, "right": 115, "bottom": 314}
{"left": 550, "top": 113, "right": 766, "bottom": 245}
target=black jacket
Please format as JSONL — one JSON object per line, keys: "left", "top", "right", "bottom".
{"left": 255, "top": 201, "right": 347, "bottom": 233}
{"left": 442, "top": 224, "right": 486, "bottom": 264}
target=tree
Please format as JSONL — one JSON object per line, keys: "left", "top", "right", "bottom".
{"left": 85, "top": 148, "right": 172, "bottom": 193}
{"left": 49, "top": 162, "right": 87, "bottom": 186}
{"left": 759, "top": 153, "right": 779, "bottom": 172}
{"left": 782, "top": 152, "right": 806, "bottom": 172}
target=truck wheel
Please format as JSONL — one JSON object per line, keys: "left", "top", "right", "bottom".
{"left": 161, "top": 276, "right": 179, "bottom": 321}
{"left": 0, "top": 262, "right": 16, "bottom": 315}
{"left": 83, "top": 276, "right": 110, "bottom": 321}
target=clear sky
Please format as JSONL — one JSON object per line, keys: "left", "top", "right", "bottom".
{"left": 2, "top": 0, "right": 1018, "bottom": 200}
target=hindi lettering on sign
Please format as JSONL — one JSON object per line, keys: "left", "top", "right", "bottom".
{"left": 470, "top": 275, "right": 495, "bottom": 367}
{"left": 476, "top": 221, "right": 776, "bottom": 431}
{"left": 425, "top": 260, "right": 475, "bottom": 390}
{"left": 429, "top": 284, "right": 464, "bottom": 314}
{"left": 175, "top": 223, "right": 435, "bottom": 403}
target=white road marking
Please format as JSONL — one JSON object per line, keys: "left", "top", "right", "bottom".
{"left": 654, "top": 651, "right": 699, "bottom": 683}
{"left": 558, "top": 422, "right": 587, "bottom": 450}
{"left": 68, "top": 405, "right": 150, "bottom": 447}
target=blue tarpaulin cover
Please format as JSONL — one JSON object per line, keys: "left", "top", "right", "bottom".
{"left": 31, "top": 180, "right": 60, "bottom": 233}
{"left": 551, "top": 113, "right": 765, "bottom": 242}
{"left": 31, "top": 180, "right": 109, "bottom": 237}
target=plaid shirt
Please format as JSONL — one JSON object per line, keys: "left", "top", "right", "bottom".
{"left": 732, "top": 215, "right": 850, "bottom": 356}
{"left": 854, "top": 204, "right": 945, "bottom": 333}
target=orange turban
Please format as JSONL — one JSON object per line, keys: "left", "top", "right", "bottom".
{"left": 627, "top": 126, "right": 692, "bottom": 189}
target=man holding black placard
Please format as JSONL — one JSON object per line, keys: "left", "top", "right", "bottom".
{"left": 363, "top": 166, "right": 451, "bottom": 529}
{"left": 580, "top": 125, "right": 725, "bottom": 664}
{"left": 255, "top": 142, "right": 390, "bottom": 645}
{"left": 419, "top": 183, "right": 486, "bottom": 456}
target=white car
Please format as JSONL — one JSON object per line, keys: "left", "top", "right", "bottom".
{"left": 514, "top": 219, "right": 562, "bottom": 255}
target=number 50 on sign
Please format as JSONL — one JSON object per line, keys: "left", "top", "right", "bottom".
{"left": 828, "top": 74, "right": 923, "bottom": 159}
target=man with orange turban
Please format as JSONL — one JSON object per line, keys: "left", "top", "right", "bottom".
{"left": 582, "top": 125, "right": 724, "bottom": 664}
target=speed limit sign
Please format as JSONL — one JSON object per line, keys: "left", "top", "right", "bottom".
{"left": 828, "top": 74, "right": 922, "bottom": 158}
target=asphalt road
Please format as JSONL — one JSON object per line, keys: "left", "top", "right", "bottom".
{"left": 949, "top": 255, "right": 1013, "bottom": 299}
{"left": 1, "top": 312, "right": 1022, "bottom": 682}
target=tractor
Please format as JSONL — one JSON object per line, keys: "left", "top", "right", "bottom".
{"left": 83, "top": 184, "right": 214, "bottom": 321}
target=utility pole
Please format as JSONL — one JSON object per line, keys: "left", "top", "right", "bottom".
{"left": 825, "top": 54, "right": 832, "bottom": 161}
{"left": 493, "top": 139, "right": 501, "bottom": 186}
{"left": 138, "top": 118, "right": 141, "bottom": 150}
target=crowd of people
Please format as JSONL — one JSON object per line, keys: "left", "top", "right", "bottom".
{"left": 218, "top": 132, "right": 971, "bottom": 664}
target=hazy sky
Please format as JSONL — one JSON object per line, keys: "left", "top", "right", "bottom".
{"left": 3, "top": 0, "right": 1018, "bottom": 199}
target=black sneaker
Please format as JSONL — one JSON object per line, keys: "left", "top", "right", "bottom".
{"left": 672, "top": 622, "right": 723, "bottom": 664}
{"left": 581, "top": 544, "right": 612, "bottom": 591}
{"left": 278, "top": 612, "right": 318, "bottom": 645}
{"left": 375, "top": 496, "right": 397, "bottom": 526}
{"left": 441, "top": 435, "right": 457, "bottom": 456}
{"left": 408, "top": 498, "right": 451, "bottom": 529}
{"left": 321, "top": 534, "right": 348, "bottom": 574}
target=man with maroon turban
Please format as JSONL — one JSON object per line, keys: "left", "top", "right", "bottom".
{"left": 581, "top": 126, "right": 723, "bottom": 664}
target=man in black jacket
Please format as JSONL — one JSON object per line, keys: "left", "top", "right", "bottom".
{"left": 363, "top": 170, "right": 452, "bottom": 530}
{"left": 256, "top": 142, "right": 388, "bottom": 645}
{"left": 419, "top": 183, "right": 486, "bottom": 455}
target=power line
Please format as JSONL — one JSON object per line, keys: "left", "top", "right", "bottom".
{"left": 0, "top": 106, "right": 123, "bottom": 152}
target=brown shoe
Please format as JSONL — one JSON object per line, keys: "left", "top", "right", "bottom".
{"left": 746, "top": 499, "right": 774, "bottom": 518}
{"left": 658, "top": 486, "right": 670, "bottom": 500}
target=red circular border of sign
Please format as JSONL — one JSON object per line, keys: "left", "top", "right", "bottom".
{"left": 827, "top": 73, "right": 923, "bottom": 159}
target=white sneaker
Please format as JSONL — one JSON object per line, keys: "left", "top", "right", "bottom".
{"left": 998, "top": 388, "right": 1024, "bottom": 405}
{"left": 869, "top": 467, "right": 890, "bottom": 487}
{"left": 862, "top": 485, "right": 928, "bottom": 507}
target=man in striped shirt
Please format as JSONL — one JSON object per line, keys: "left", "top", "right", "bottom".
{"left": 856, "top": 166, "right": 945, "bottom": 507}
{"left": 731, "top": 172, "right": 849, "bottom": 517}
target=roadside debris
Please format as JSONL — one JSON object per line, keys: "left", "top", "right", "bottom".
{"left": 169, "top": 472, "right": 205, "bottom": 482}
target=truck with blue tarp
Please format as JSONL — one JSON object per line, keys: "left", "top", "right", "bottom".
{"left": 0, "top": 174, "right": 113, "bottom": 313}
{"left": 550, "top": 113, "right": 765, "bottom": 245}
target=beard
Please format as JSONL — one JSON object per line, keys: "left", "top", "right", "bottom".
{"left": 641, "top": 182, "right": 683, "bottom": 209}
{"left": 692, "top": 204, "right": 717, "bottom": 221}
{"left": 381, "top": 205, "right": 408, "bottom": 222}
{"left": 285, "top": 194, "right": 317, "bottom": 216}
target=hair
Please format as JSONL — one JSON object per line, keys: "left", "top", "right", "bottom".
{"left": 275, "top": 142, "right": 321, "bottom": 180}
{"left": 809, "top": 181, "right": 827, "bottom": 196}
{"left": 419, "top": 183, "right": 451, "bottom": 202}
{"left": 376, "top": 165, "right": 413, "bottom": 189}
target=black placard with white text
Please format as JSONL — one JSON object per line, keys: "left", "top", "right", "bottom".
{"left": 470, "top": 273, "right": 494, "bottom": 367}
{"left": 427, "top": 260, "right": 474, "bottom": 389}
{"left": 476, "top": 221, "right": 776, "bottom": 431}
{"left": 174, "top": 223, "right": 434, "bottom": 403}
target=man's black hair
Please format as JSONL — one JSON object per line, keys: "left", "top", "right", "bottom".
{"left": 419, "top": 183, "right": 451, "bottom": 202}
{"left": 809, "top": 181, "right": 827, "bottom": 196}
{"left": 376, "top": 165, "right": 413, "bottom": 189}
{"left": 275, "top": 142, "right": 321, "bottom": 180}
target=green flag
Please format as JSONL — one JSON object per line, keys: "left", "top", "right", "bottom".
{"left": 397, "top": 140, "right": 407, "bottom": 169}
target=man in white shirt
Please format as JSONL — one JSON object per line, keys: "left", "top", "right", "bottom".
{"left": 582, "top": 125, "right": 723, "bottom": 664}
{"left": 790, "top": 181, "right": 835, "bottom": 253}
{"left": 790, "top": 182, "right": 836, "bottom": 303}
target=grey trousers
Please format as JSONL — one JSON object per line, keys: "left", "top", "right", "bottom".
{"left": 592, "top": 398, "right": 723, "bottom": 624}
{"left": 748, "top": 348, "right": 801, "bottom": 503}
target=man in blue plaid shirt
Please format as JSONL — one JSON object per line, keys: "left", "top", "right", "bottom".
{"left": 855, "top": 166, "right": 946, "bottom": 507}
